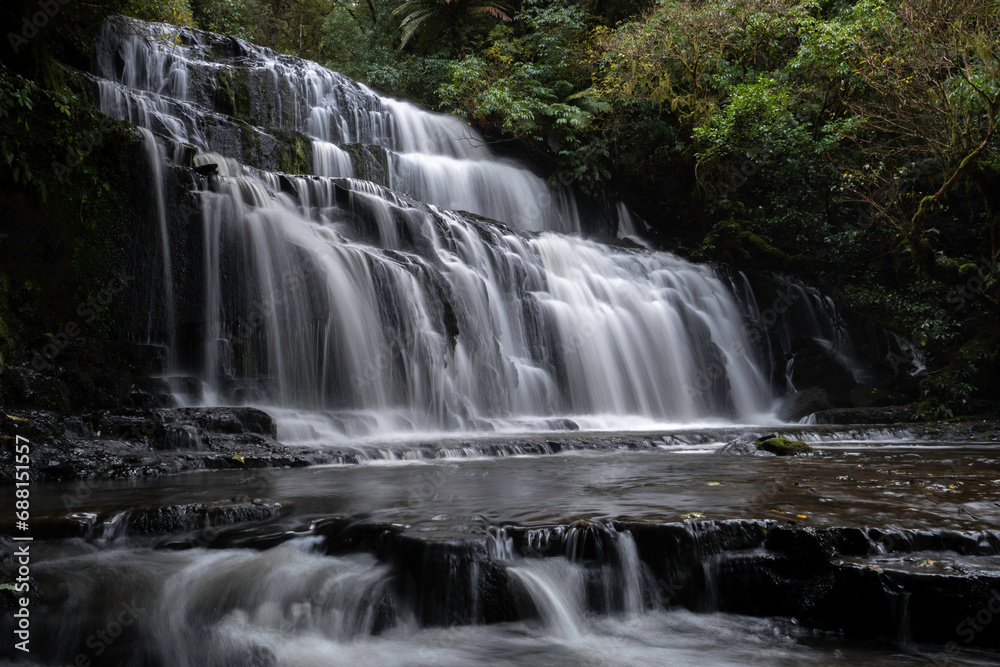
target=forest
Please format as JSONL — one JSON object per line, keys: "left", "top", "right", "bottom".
{"left": 2, "top": 0, "right": 999, "bottom": 418}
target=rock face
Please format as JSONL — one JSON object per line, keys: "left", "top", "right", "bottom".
{"left": 730, "top": 271, "right": 924, "bottom": 415}
{"left": 848, "top": 384, "right": 910, "bottom": 408}
{"left": 787, "top": 338, "right": 858, "bottom": 401}
{"left": 778, "top": 386, "right": 833, "bottom": 421}
{"left": 0, "top": 406, "right": 304, "bottom": 482}
{"left": 813, "top": 405, "right": 919, "bottom": 424}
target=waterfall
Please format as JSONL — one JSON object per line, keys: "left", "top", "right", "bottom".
{"left": 91, "top": 18, "right": 776, "bottom": 440}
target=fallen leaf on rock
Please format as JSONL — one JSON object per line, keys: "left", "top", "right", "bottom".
{"left": 706, "top": 481, "right": 721, "bottom": 486}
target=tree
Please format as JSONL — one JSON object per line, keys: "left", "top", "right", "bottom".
{"left": 392, "top": 0, "right": 512, "bottom": 53}
{"left": 827, "top": 0, "right": 1000, "bottom": 246}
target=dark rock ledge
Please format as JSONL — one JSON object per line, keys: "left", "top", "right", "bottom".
{"left": 12, "top": 513, "right": 1000, "bottom": 659}
{"left": 0, "top": 407, "right": 324, "bottom": 482}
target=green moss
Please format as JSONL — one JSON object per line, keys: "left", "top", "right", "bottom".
{"left": 701, "top": 219, "right": 807, "bottom": 272}
{"left": 272, "top": 129, "right": 311, "bottom": 174}
{"left": 237, "top": 120, "right": 263, "bottom": 166}
{"left": 215, "top": 67, "right": 252, "bottom": 121}
{"left": 342, "top": 144, "right": 390, "bottom": 186}
{"left": 755, "top": 435, "right": 813, "bottom": 456}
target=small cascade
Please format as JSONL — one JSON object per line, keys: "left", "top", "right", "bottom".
{"left": 732, "top": 271, "right": 870, "bottom": 382}
{"left": 386, "top": 151, "right": 580, "bottom": 233}
{"left": 312, "top": 141, "right": 353, "bottom": 177}
{"left": 615, "top": 202, "right": 650, "bottom": 248}
{"left": 29, "top": 546, "right": 391, "bottom": 667}
{"left": 518, "top": 522, "right": 654, "bottom": 615}
{"left": 137, "top": 127, "right": 175, "bottom": 354}
{"left": 730, "top": 270, "right": 923, "bottom": 402}
{"left": 506, "top": 560, "right": 587, "bottom": 638}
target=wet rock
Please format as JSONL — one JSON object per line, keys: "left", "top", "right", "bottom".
{"left": 132, "top": 376, "right": 176, "bottom": 409}
{"left": 168, "top": 375, "right": 204, "bottom": 404}
{"left": 123, "top": 343, "right": 170, "bottom": 376}
{"left": 848, "top": 384, "right": 910, "bottom": 408}
{"left": 716, "top": 435, "right": 772, "bottom": 456}
{"left": 755, "top": 435, "right": 812, "bottom": 456}
{"left": 812, "top": 405, "right": 918, "bottom": 424}
{"left": 163, "top": 424, "right": 202, "bottom": 450}
{"left": 0, "top": 407, "right": 313, "bottom": 482}
{"left": 194, "top": 162, "right": 218, "bottom": 175}
{"left": 549, "top": 418, "right": 579, "bottom": 431}
{"left": 778, "top": 387, "right": 832, "bottom": 422}
{"left": 123, "top": 499, "right": 281, "bottom": 536}
{"left": 788, "top": 338, "right": 857, "bottom": 404}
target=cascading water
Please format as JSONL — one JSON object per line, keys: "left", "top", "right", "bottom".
{"left": 90, "top": 18, "right": 775, "bottom": 441}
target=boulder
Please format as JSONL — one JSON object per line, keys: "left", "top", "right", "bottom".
{"left": 778, "top": 387, "right": 833, "bottom": 422}
{"left": 755, "top": 435, "right": 813, "bottom": 456}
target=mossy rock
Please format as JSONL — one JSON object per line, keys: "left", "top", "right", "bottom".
{"left": 701, "top": 220, "right": 812, "bottom": 275}
{"left": 755, "top": 435, "right": 813, "bottom": 456}
{"left": 214, "top": 66, "right": 252, "bottom": 121}
{"left": 272, "top": 129, "right": 311, "bottom": 175}
{"left": 343, "top": 144, "right": 390, "bottom": 186}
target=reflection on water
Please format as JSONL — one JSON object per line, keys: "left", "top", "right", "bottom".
{"left": 19, "top": 437, "right": 1000, "bottom": 531}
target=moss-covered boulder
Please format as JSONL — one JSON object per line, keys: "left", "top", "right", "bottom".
{"left": 755, "top": 434, "right": 813, "bottom": 456}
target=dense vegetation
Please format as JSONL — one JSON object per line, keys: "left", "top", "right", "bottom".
{"left": 1, "top": 0, "right": 998, "bottom": 417}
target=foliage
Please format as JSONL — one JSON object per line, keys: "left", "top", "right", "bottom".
{"left": 393, "top": 0, "right": 512, "bottom": 53}
{"left": 0, "top": 71, "right": 40, "bottom": 196}
{"left": 189, "top": 0, "right": 274, "bottom": 42}
{"left": 819, "top": 0, "right": 1000, "bottom": 244}
{"left": 436, "top": 0, "right": 612, "bottom": 189}
{"left": 125, "top": 0, "right": 196, "bottom": 26}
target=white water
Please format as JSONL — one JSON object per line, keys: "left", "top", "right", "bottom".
{"left": 91, "top": 19, "right": 777, "bottom": 442}
{"left": 29, "top": 519, "right": 984, "bottom": 667}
